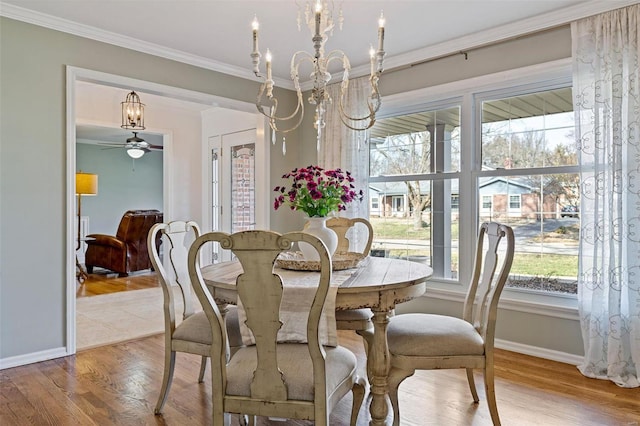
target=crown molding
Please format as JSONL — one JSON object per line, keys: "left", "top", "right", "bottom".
{"left": 0, "top": 2, "right": 294, "bottom": 89}
{"left": 382, "top": 0, "right": 638, "bottom": 74}
{"left": 2, "top": 0, "right": 636, "bottom": 93}
{"left": 305, "top": 0, "right": 638, "bottom": 90}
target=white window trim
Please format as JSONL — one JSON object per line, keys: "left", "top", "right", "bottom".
{"left": 509, "top": 194, "right": 521, "bottom": 212}
{"left": 374, "top": 58, "right": 577, "bottom": 314}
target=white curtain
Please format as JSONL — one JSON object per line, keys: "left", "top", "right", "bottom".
{"left": 573, "top": 4, "right": 640, "bottom": 388}
{"left": 318, "top": 76, "right": 370, "bottom": 251}
{"left": 319, "top": 76, "right": 370, "bottom": 218}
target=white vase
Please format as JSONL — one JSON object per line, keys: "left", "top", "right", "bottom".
{"left": 299, "top": 217, "right": 338, "bottom": 261}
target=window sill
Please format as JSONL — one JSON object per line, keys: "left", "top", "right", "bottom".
{"left": 423, "top": 279, "right": 579, "bottom": 321}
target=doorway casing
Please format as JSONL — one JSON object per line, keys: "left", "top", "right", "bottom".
{"left": 66, "top": 66, "right": 268, "bottom": 356}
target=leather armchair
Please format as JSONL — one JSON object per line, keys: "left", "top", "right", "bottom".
{"left": 85, "top": 209, "right": 163, "bottom": 277}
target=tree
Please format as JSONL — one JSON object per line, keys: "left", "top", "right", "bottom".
{"left": 482, "top": 127, "right": 579, "bottom": 213}
{"left": 370, "top": 132, "right": 432, "bottom": 229}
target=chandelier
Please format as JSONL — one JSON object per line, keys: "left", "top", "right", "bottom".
{"left": 121, "top": 91, "right": 145, "bottom": 131}
{"left": 251, "top": 1, "right": 385, "bottom": 154}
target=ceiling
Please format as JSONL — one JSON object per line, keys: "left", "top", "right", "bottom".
{"left": 370, "top": 87, "right": 573, "bottom": 139}
{"left": 76, "top": 125, "right": 164, "bottom": 147}
{"left": 2, "top": 0, "right": 627, "bottom": 86}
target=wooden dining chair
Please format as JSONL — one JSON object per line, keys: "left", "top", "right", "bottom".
{"left": 326, "top": 216, "right": 374, "bottom": 256}
{"left": 327, "top": 217, "right": 376, "bottom": 354}
{"left": 188, "top": 230, "right": 366, "bottom": 426}
{"left": 386, "top": 221, "right": 515, "bottom": 426}
{"left": 148, "top": 220, "right": 243, "bottom": 415}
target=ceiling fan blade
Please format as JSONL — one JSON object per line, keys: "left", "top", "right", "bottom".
{"left": 98, "top": 142, "right": 126, "bottom": 147}
{"left": 148, "top": 144, "right": 164, "bottom": 150}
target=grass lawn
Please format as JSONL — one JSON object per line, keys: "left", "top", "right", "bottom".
{"left": 511, "top": 252, "right": 578, "bottom": 278}
{"left": 369, "top": 217, "right": 578, "bottom": 278}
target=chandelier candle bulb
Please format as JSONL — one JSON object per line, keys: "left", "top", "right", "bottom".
{"left": 378, "top": 11, "right": 385, "bottom": 52}
{"left": 314, "top": 2, "right": 321, "bottom": 37}
{"left": 252, "top": 16, "right": 259, "bottom": 54}
{"left": 265, "top": 49, "right": 272, "bottom": 81}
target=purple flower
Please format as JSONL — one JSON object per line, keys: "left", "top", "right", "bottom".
{"left": 273, "top": 165, "right": 363, "bottom": 215}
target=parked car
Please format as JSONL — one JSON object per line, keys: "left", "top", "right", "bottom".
{"left": 561, "top": 205, "right": 579, "bottom": 218}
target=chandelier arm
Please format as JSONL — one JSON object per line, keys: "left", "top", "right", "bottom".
{"left": 270, "top": 94, "right": 306, "bottom": 135}
{"left": 256, "top": 83, "right": 305, "bottom": 123}
{"left": 337, "top": 101, "right": 376, "bottom": 131}
{"left": 257, "top": 89, "right": 307, "bottom": 134}
{"left": 337, "top": 84, "right": 382, "bottom": 123}
{"left": 290, "top": 51, "right": 316, "bottom": 73}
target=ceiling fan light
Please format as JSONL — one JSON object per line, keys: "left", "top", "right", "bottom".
{"left": 127, "top": 148, "right": 145, "bottom": 159}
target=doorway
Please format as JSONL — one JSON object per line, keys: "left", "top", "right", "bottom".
{"left": 66, "top": 67, "right": 268, "bottom": 354}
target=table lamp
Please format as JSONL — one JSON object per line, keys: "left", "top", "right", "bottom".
{"left": 75, "top": 172, "right": 98, "bottom": 251}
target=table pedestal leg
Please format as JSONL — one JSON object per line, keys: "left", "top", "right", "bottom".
{"left": 368, "top": 308, "right": 392, "bottom": 426}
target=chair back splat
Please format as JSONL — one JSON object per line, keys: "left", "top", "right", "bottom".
{"left": 464, "top": 222, "right": 515, "bottom": 340}
{"left": 188, "top": 230, "right": 365, "bottom": 426}
{"left": 326, "top": 216, "right": 374, "bottom": 255}
{"left": 386, "top": 221, "right": 514, "bottom": 426}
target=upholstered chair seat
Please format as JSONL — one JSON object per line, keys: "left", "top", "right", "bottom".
{"left": 173, "top": 308, "right": 242, "bottom": 349}
{"left": 387, "top": 313, "right": 485, "bottom": 357}
{"left": 225, "top": 344, "right": 358, "bottom": 401}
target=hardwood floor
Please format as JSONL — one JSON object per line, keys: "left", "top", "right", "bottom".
{"left": 76, "top": 268, "right": 160, "bottom": 297}
{"left": 46, "top": 270, "right": 640, "bottom": 425}
{"left": 3, "top": 336, "right": 639, "bottom": 425}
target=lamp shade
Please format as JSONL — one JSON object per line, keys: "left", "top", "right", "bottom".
{"left": 76, "top": 172, "right": 98, "bottom": 196}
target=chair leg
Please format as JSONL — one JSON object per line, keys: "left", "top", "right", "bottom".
{"left": 350, "top": 379, "right": 366, "bottom": 426}
{"left": 356, "top": 328, "right": 374, "bottom": 380}
{"left": 154, "top": 350, "right": 176, "bottom": 414}
{"left": 387, "top": 366, "right": 414, "bottom": 426}
{"left": 198, "top": 355, "right": 207, "bottom": 383}
{"left": 484, "top": 365, "right": 501, "bottom": 426}
{"left": 466, "top": 368, "right": 479, "bottom": 403}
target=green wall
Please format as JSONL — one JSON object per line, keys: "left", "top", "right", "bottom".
{"left": 1, "top": 15, "right": 584, "bottom": 363}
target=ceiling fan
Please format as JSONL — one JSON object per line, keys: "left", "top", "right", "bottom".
{"left": 100, "top": 132, "right": 163, "bottom": 159}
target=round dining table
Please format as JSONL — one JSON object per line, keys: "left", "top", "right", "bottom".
{"left": 200, "top": 256, "right": 432, "bottom": 426}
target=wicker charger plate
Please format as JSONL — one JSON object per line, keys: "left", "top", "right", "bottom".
{"left": 275, "top": 251, "right": 365, "bottom": 271}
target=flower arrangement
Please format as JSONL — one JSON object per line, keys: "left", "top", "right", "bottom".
{"left": 273, "top": 165, "right": 364, "bottom": 217}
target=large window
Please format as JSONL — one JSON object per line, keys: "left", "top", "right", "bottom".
{"left": 369, "top": 105, "right": 461, "bottom": 280}
{"left": 369, "top": 81, "right": 579, "bottom": 295}
{"left": 479, "top": 87, "right": 578, "bottom": 293}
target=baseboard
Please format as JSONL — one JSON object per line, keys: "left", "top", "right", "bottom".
{"left": 0, "top": 338, "right": 584, "bottom": 371}
{"left": 0, "top": 346, "right": 70, "bottom": 370}
{"left": 495, "top": 338, "right": 584, "bottom": 366}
